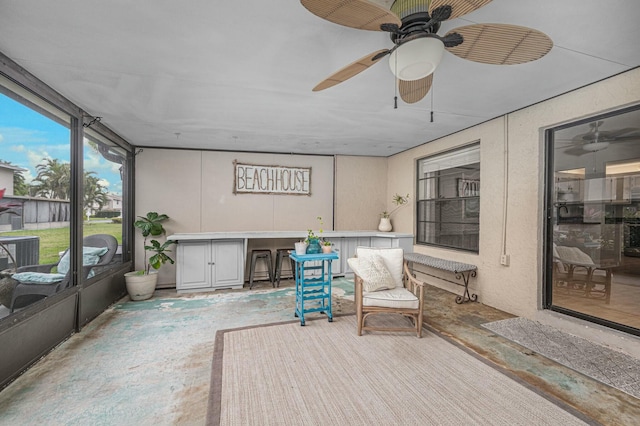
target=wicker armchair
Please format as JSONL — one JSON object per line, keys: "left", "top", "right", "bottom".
{"left": 348, "top": 247, "right": 426, "bottom": 337}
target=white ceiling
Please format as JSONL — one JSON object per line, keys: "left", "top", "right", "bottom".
{"left": 0, "top": 0, "right": 639, "bottom": 157}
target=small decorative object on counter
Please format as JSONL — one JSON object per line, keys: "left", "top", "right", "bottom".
{"left": 379, "top": 193, "right": 410, "bottom": 232}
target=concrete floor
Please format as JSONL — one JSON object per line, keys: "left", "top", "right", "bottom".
{"left": 0, "top": 278, "right": 639, "bottom": 425}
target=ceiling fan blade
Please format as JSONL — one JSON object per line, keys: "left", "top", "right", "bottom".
{"left": 608, "top": 128, "right": 640, "bottom": 138}
{"left": 429, "top": 0, "right": 492, "bottom": 20}
{"left": 575, "top": 127, "right": 640, "bottom": 143}
{"left": 445, "top": 23, "right": 553, "bottom": 65}
{"left": 612, "top": 135, "right": 640, "bottom": 142}
{"left": 563, "top": 146, "right": 589, "bottom": 156}
{"left": 399, "top": 75, "right": 433, "bottom": 104}
{"left": 312, "top": 49, "right": 389, "bottom": 91}
{"left": 300, "top": 0, "right": 401, "bottom": 31}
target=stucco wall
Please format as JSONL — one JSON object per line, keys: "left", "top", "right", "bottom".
{"left": 0, "top": 168, "right": 13, "bottom": 195}
{"left": 388, "top": 67, "right": 640, "bottom": 318}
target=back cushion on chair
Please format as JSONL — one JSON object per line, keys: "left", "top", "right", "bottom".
{"left": 555, "top": 246, "right": 595, "bottom": 266}
{"left": 355, "top": 247, "right": 404, "bottom": 288}
{"left": 57, "top": 246, "right": 110, "bottom": 276}
{"left": 356, "top": 254, "right": 396, "bottom": 292}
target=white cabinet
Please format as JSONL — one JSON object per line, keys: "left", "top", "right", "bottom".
{"left": 337, "top": 236, "right": 413, "bottom": 275}
{"left": 337, "top": 237, "right": 371, "bottom": 275}
{"left": 169, "top": 231, "right": 414, "bottom": 286}
{"left": 371, "top": 236, "right": 413, "bottom": 252}
{"left": 176, "top": 239, "right": 245, "bottom": 292}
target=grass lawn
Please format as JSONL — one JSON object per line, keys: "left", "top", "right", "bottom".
{"left": 1, "top": 222, "right": 122, "bottom": 265}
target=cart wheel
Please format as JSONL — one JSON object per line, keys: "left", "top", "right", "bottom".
{"left": 294, "top": 312, "right": 298, "bottom": 318}
{"left": 328, "top": 318, "right": 333, "bottom": 323}
{"left": 300, "top": 321, "right": 305, "bottom": 326}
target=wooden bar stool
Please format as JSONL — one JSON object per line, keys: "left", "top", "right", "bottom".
{"left": 274, "top": 248, "right": 295, "bottom": 287}
{"left": 248, "top": 249, "right": 274, "bottom": 289}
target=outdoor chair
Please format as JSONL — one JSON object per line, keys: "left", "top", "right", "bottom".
{"left": 553, "top": 243, "right": 613, "bottom": 304}
{"left": 348, "top": 247, "right": 426, "bottom": 337}
{"left": 8, "top": 234, "right": 118, "bottom": 312}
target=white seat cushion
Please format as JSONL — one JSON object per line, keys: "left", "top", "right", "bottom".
{"left": 363, "top": 287, "right": 419, "bottom": 309}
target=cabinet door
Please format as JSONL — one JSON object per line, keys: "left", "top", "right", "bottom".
{"left": 395, "top": 236, "right": 414, "bottom": 252}
{"left": 370, "top": 236, "right": 413, "bottom": 251}
{"left": 370, "top": 237, "right": 392, "bottom": 248}
{"left": 177, "top": 241, "right": 212, "bottom": 290}
{"left": 212, "top": 240, "right": 245, "bottom": 288}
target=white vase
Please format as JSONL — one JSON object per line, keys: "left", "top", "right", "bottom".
{"left": 378, "top": 217, "right": 392, "bottom": 232}
{"left": 294, "top": 242, "right": 308, "bottom": 255}
{"left": 124, "top": 270, "right": 158, "bottom": 301}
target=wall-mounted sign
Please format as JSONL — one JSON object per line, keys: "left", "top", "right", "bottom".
{"left": 233, "top": 161, "right": 311, "bottom": 195}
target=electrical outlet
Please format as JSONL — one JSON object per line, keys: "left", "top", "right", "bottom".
{"left": 500, "top": 254, "right": 510, "bottom": 266}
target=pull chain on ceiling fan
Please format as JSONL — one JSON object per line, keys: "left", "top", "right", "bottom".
{"left": 301, "top": 0, "right": 553, "bottom": 104}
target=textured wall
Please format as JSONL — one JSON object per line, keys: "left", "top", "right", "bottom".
{"left": 335, "top": 155, "right": 388, "bottom": 231}
{"left": 388, "top": 67, "right": 640, "bottom": 318}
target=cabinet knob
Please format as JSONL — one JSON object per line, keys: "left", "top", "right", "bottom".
{"left": 208, "top": 262, "right": 215, "bottom": 265}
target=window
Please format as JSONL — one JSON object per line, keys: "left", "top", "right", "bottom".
{"left": 82, "top": 128, "right": 129, "bottom": 277}
{"left": 0, "top": 83, "right": 71, "bottom": 315}
{"left": 416, "top": 143, "right": 480, "bottom": 252}
{"left": 0, "top": 70, "right": 133, "bottom": 320}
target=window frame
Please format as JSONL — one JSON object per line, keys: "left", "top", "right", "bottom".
{"left": 415, "top": 142, "right": 481, "bottom": 253}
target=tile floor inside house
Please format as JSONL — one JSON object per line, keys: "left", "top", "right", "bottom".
{"left": 0, "top": 277, "right": 639, "bottom": 425}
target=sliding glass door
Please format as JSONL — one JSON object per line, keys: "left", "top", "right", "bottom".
{"left": 546, "top": 106, "right": 640, "bottom": 335}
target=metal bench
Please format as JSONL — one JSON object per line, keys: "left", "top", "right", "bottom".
{"left": 403, "top": 252, "right": 478, "bottom": 304}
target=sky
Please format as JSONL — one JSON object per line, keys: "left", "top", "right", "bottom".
{"left": 0, "top": 93, "right": 122, "bottom": 195}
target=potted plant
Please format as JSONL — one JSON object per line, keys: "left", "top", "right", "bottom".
{"left": 305, "top": 228, "right": 322, "bottom": 254}
{"left": 379, "top": 193, "right": 410, "bottom": 232}
{"left": 124, "top": 211, "right": 176, "bottom": 301}
{"left": 321, "top": 239, "right": 333, "bottom": 254}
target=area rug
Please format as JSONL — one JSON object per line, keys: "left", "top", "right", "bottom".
{"left": 483, "top": 317, "right": 640, "bottom": 399}
{"left": 207, "top": 315, "right": 597, "bottom": 425}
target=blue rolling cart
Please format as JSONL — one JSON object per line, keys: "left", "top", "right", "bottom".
{"left": 289, "top": 250, "right": 339, "bottom": 326}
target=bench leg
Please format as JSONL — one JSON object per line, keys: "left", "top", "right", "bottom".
{"left": 455, "top": 270, "right": 478, "bottom": 304}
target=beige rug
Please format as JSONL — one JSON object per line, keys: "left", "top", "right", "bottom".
{"left": 208, "top": 314, "right": 597, "bottom": 425}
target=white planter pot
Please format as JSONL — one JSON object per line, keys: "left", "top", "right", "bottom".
{"left": 295, "top": 242, "right": 308, "bottom": 255}
{"left": 378, "top": 217, "right": 392, "bottom": 232}
{"left": 124, "top": 270, "right": 158, "bottom": 301}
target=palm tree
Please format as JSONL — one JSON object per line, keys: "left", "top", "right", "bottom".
{"left": 83, "top": 172, "right": 109, "bottom": 218}
{"left": 31, "top": 158, "right": 71, "bottom": 200}
{"left": 13, "top": 169, "right": 28, "bottom": 196}
{"left": 27, "top": 158, "right": 109, "bottom": 217}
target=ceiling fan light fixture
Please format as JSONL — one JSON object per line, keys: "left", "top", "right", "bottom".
{"left": 389, "top": 37, "right": 445, "bottom": 81}
{"left": 583, "top": 141, "right": 610, "bottom": 152}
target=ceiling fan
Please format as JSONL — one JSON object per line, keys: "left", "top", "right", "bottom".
{"left": 301, "top": 0, "right": 553, "bottom": 104}
{"left": 560, "top": 121, "right": 640, "bottom": 156}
